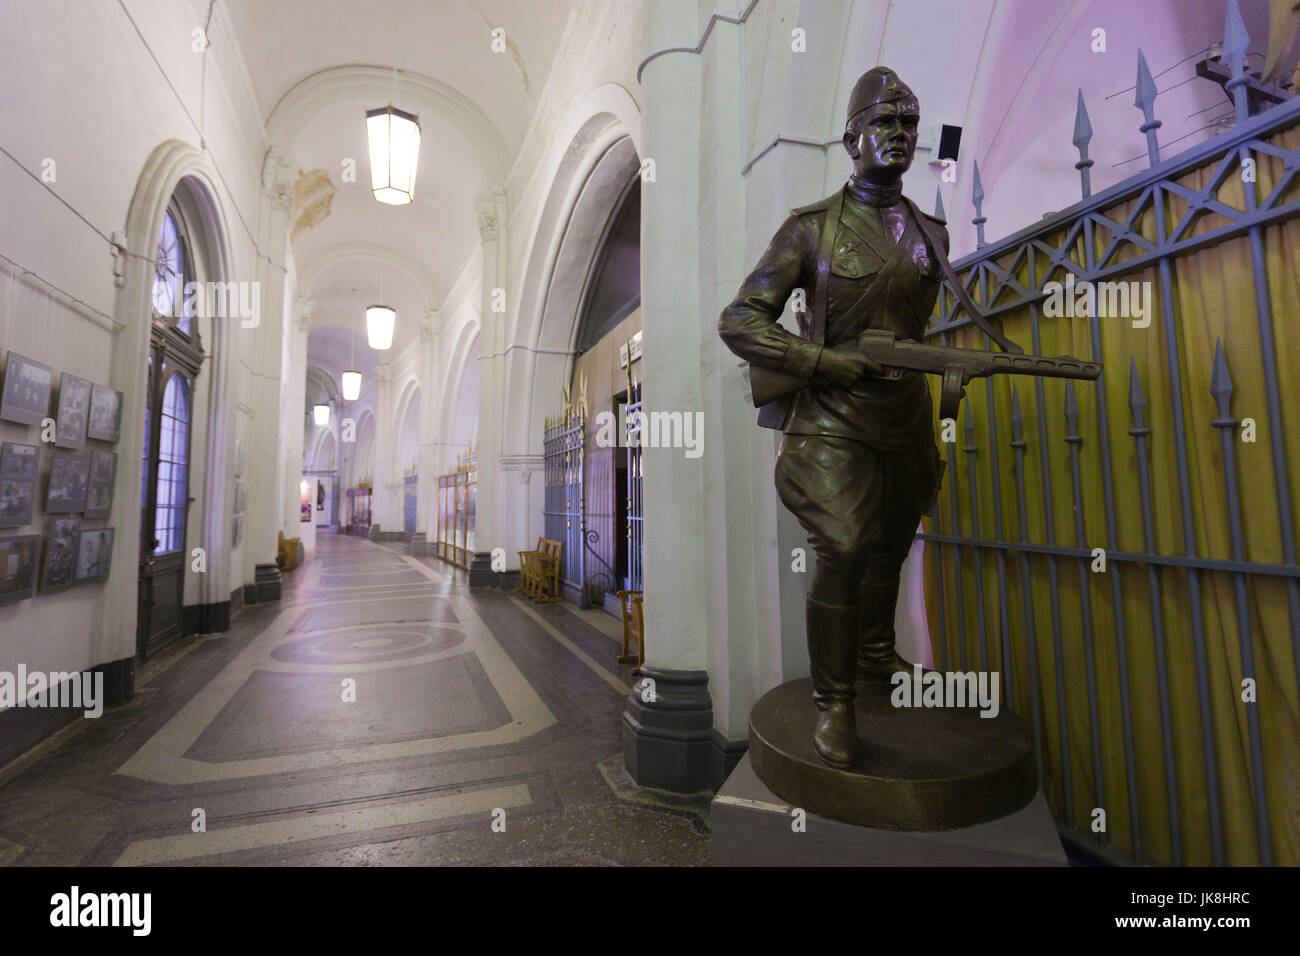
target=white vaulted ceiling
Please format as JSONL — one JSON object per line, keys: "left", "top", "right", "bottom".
{"left": 222, "top": 0, "right": 576, "bottom": 366}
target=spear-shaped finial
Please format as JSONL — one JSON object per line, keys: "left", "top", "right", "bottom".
{"left": 1210, "top": 337, "right": 1235, "bottom": 421}
{"left": 1127, "top": 357, "right": 1148, "bottom": 432}
{"left": 1223, "top": 0, "right": 1251, "bottom": 125}
{"left": 972, "top": 160, "right": 987, "bottom": 248}
{"left": 1135, "top": 49, "right": 1162, "bottom": 167}
{"left": 1073, "top": 89, "right": 1094, "bottom": 199}
{"left": 963, "top": 400, "right": 977, "bottom": 446}
{"left": 1064, "top": 379, "right": 1081, "bottom": 441}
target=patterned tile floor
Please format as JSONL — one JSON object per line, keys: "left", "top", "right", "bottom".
{"left": 0, "top": 535, "right": 711, "bottom": 866}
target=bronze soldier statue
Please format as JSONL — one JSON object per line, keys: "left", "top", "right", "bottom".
{"left": 718, "top": 67, "right": 959, "bottom": 769}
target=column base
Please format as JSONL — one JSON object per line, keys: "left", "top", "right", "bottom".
{"left": 245, "top": 563, "right": 282, "bottom": 604}
{"left": 467, "top": 551, "right": 520, "bottom": 589}
{"left": 622, "top": 666, "right": 719, "bottom": 793}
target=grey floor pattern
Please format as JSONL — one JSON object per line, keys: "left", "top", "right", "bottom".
{"left": 0, "top": 534, "right": 710, "bottom": 866}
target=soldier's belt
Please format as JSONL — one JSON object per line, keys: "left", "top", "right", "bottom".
{"left": 857, "top": 329, "right": 1101, "bottom": 420}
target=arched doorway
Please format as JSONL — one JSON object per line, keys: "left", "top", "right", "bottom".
{"left": 137, "top": 200, "right": 206, "bottom": 658}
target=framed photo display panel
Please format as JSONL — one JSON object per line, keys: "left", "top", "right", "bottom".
{"left": 42, "top": 517, "right": 81, "bottom": 593}
{"left": 55, "top": 373, "right": 92, "bottom": 449}
{"left": 47, "top": 452, "right": 90, "bottom": 514}
{"left": 0, "top": 352, "right": 53, "bottom": 426}
{"left": 0, "top": 442, "right": 38, "bottom": 528}
{"left": 85, "top": 451, "right": 117, "bottom": 519}
{"left": 87, "top": 383, "right": 123, "bottom": 443}
{"left": 0, "top": 534, "right": 40, "bottom": 605}
{"left": 75, "top": 527, "right": 114, "bottom": 584}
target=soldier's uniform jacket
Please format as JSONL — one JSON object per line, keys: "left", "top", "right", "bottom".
{"left": 719, "top": 183, "right": 950, "bottom": 454}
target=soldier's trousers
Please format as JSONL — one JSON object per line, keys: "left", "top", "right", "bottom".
{"left": 775, "top": 434, "right": 941, "bottom": 706}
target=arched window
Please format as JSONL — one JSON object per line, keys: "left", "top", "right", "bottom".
{"left": 151, "top": 209, "right": 193, "bottom": 335}
{"left": 153, "top": 375, "right": 191, "bottom": 554}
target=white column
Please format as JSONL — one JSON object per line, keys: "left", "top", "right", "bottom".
{"left": 621, "top": 0, "right": 716, "bottom": 792}
{"left": 372, "top": 361, "right": 394, "bottom": 535}
{"left": 470, "top": 186, "right": 508, "bottom": 583}
{"left": 640, "top": 4, "right": 706, "bottom": 672}
{"left": 244, "top": 147, "right": 295, "bottom": 587}
{"left": 417, "top": 308, "right": 440, "bottom": 548}
{"left": 283, "top": 296, "right": 313, "bottom": 533}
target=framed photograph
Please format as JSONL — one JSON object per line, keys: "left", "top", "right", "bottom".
{"left": 75, "top": 527, "right": 114, "bottom": 584}
{"left": 85, "top": 451, "right": 117, "bottom": 519}
{"left": 0, "top": 442, "right": 38, "bottom": 528}
{"left": 233, "top": 481, "right": 246, "bottom": 515}
{"left": 0, "top": 352, "right": 53, "bottom": 426}
{"left": 232, "top": 514, "right": 244, "bottom": 549}
{"left": 87, "top": 383, "right": 123, "bottom": 442}
{"left": 55, "top": 373, "right": 92, "bottom": 450}
{"left": 46, "top": 451, "right": 90, "bottom": 514}
{"left": 41, "top": 517, "right": 80, "bottom": 593}
{"left": 0, "top": 534, "right": 40, "bottom": 605}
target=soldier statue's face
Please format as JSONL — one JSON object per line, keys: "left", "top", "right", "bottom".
{"left": 844, "top": 100, "right": 920, "bottom": 183}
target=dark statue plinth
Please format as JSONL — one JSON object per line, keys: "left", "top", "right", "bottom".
{"left": 748, "top": 677, "right": 1035, "bottom": 830}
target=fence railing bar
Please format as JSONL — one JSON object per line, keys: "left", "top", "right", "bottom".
{"left": 1009, "top": 386, "right": 1046, "bottom": 811}
{"left": 1127, "top": 359, "right": 1184, "bottom": 864}
{"left": 1028, "top": 252, "right": 1073, "bottom": 823}
{"left": 1082, "top": 211, "right": 1145, "bottom": 863}
{"left": 1210, "top": 340, "right": 1274, "bottom": 865}
{"left": 979, "top": 264, "right": 1014, "bottom": 707}
{"left": 1149, "top": 128, "right": 1225, "bottom": 865}
{"left": 1063, "top": 380, "right": 1108, "bottom": 848}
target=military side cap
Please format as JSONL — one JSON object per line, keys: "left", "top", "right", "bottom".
{"left": 847, "top": 67, "right": 917, "bottom": 123}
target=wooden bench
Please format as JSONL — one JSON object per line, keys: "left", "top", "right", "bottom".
{"left": 617, "top": 589, "right": 644, "bottom": 667}
{"left": 518, "top": 537, "right": 563, "bottom": 602}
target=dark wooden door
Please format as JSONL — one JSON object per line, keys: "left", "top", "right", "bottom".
{"left": 136, "top": 327, "right": 201, "bottom": 659}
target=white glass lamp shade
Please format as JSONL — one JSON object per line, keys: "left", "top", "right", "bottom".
{"left": 366, "top": 305, "right": 396, "bottom": 350}
{"left": 341, "top": 370, "right": 362, "bottom": 402}
{"left": 366, "top": 106, "right": 421, "bottom": 205}
{"left": 312, "top": 403, "right": 330, "bottom": 426}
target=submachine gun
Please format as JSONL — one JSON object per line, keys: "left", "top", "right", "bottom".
{"left": 856, "top": 328, "right": 1101, "bottom": 421}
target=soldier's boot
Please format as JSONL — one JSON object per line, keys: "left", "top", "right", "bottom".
{"left": 856, "top": 579, "right": 919, "bottom": 683}
{"left": 807, "top": 596, "right": 860, "bottom": 769}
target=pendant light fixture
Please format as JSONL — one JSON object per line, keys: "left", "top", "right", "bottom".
{"left": 341, "top": 330, "right": 362, "bottom": 401}
{"left": 313, "top": 403, "right": 330, "bottom": 426}
{"left": 366, "top": 67, "right": 420, "bottom": 205}
{"left": 366, "top": 304, "right": 396, "bottom": 350}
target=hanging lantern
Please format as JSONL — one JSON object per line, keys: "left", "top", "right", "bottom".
{"left": 366, "top": 304, "right": 396, "bottom": 350}
{"left": 366, "top": 105, "right": 421, "bottom": 205}
{"left": 313, "top": 403, "right": 330, "bottom": 426}
{"left": 340, "top": 330, "right": 362, "bottom": 401}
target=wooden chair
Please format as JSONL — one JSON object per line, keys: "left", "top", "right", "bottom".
{"left": 276, "top": 531, "right": 300, "bottom": 572}
{"left": 617, "top": 589, "right": 644, "bottom": 666}
{"left": 532, "top": 538, "right": 564, "bottom": 603}
{"left": 517, "top": 537, "right": 544, "bottom": 595}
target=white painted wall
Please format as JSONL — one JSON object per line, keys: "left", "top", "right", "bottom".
{"left": 0, "top": 0, "right": 295, "bottom": 688}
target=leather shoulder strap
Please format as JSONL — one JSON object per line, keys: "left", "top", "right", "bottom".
{"left": 811, "top": 188, "right": 844, "bottom": 344}
{"left": 904, "top": 197, "right": 1022, "bottom": 354}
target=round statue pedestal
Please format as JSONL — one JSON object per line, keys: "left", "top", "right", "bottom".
{"left": 748, "top": 676, "right": 1036, "bottom": 831}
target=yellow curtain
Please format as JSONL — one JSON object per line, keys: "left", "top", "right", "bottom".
{"left": 923, "top": 125, "right": 1300, "bottom": 866}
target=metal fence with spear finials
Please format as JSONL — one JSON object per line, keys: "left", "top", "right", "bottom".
{"left": 920, "top": 0, "right": 1300, "bottom": 866}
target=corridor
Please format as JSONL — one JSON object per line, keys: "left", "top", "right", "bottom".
{"left": 0, "top": 535, "right": 708, "bottom": 866}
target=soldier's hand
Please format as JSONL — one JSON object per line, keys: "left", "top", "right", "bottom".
{"left": 815, "top": 343, "right": 883, "bottom": 387}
